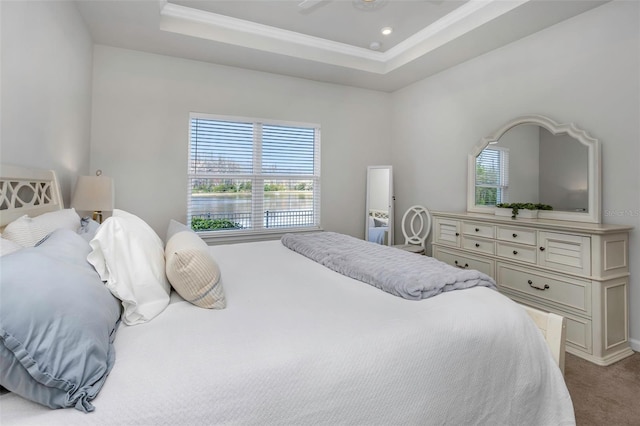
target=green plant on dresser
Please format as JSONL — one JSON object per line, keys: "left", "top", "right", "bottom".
{"left": 496, "top": 203, "right": 553, "bottom": 219}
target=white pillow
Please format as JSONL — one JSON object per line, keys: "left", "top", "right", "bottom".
{"left": 2, "top": 209, "right": 81, "bottom": 247}
{"left": 0, "top": 237, "right": 22, "bottom": 257}
{"left": 88, "top": 209, "right": 170, "bottom": 325}
{"left": 165, "top": 220, "right": 226, "bottom": 309}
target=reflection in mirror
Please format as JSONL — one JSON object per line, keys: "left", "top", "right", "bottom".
{"left": 365, "top": 166, "right": 394, "bottom": 245}
{"left": 475, "top": 125, "right": 589, "bottom": 212}
{"left": 467, "top": 115, "right": 601, "bottom": 223}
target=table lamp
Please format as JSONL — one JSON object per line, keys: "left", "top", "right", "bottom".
{"left": 71, "top": 170, "right": 114, "bottom": 223}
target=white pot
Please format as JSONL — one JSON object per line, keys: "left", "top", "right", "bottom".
{"left": 518, "top": 209, "right": 539, "bottom": 218}
{"left": 494, "top": 208, "right": 538, "bottom": 218}
{"left": 494, "top": 207, "right": 513, "bottom": 217}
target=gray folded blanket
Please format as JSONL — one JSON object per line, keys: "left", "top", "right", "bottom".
{"left": 281, "top": 232, "right": 496, "bottom": 300}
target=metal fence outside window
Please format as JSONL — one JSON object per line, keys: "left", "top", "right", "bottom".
{"left": 192, "top": 210, "right": 314, "bottom": 230}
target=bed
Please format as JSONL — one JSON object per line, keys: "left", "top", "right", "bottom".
{"left": 0, "top": 164, "right": 574, "bottom": 425}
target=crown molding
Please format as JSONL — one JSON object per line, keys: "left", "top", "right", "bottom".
{"left": 382, "top": 0, "right": 527, "bottom": 72}
{"left": 159, "top": 0, "right": 531, "bottom": 74}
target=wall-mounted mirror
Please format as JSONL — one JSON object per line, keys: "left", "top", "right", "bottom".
{"left": 467, "top": 115, "right": 601, "bottom": 223}
{"left": 365, "top": 166, "right": 394, "bottom": 245}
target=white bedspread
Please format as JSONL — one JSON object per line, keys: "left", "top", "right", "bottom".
{"left": 0, "top": 240, "right": 574, "bottom": 425}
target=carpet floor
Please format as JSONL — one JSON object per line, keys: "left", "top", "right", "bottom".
{"left": 564, "top": 351, "right": 640, "bottom": 425}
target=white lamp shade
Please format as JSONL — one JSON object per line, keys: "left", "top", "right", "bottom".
{"left": 71, "top": 175, "right": 115, "bottom": 212}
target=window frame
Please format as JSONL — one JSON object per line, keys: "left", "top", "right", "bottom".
{"left": 188, "top": 112, "right": 322, "bottom": 243}
{"left": 474, "top": 146, "right": 509, "bottom": 206}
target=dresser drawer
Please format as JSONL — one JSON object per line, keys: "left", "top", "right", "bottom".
{"left": 462, "top": 236, "right": 495, "bottom": 255}
{"left": 497, "top": 263, "right": 591, "bottom": 315}
{"left": 462, "top": 222, "right": 495, "bottom": 238}
{"left": 496, "top": 242, "right": 537, "bottom": 264}
{"left": 433, "top": 247, "right": 495, "bottom": 277}
{"left": 434, "top": 218, "right": 460, "bottom": 247}
{"left": 496, "top": 226, "right": 536, "bottom": 246}
{"left": 538, "top": 232, "right": 591, "bottom": 276}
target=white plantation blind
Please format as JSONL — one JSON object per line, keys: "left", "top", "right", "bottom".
{"left": 188, "top": 113, "right": 321, "bottom": 235}
{"left": 475, "top": 147, "right": 509, "bottom": 205}
{"left": 190, "top": 120, "right": 254, "bottom": 174}
{"left": 262, "top": 124, "right": 315, "bottom": 175}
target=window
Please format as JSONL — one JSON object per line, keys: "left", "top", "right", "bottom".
{"left": 475, "top": 147, "right": 509, "bottom": 205}
{"left": 188, "top": 113, "right": 321, "bottom": 236}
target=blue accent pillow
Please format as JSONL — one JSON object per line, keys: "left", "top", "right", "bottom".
{"left": 0, "top": 228, "right": 121, "bottom": 412}
{"left": 78, "top": 216, "right": 101, "bottom": 242}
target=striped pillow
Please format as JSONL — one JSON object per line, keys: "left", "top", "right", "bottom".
{"left": 2, "top": 209, "right": 80, "bottom": 247}
{"left": 165, "top": 226, "right": 226, "bottom": 309}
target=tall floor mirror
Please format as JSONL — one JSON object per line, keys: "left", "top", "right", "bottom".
{"left": 365, "top": 165, "right": 394, "bottom": 245}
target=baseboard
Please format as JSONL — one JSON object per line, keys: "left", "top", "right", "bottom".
{"left": 629, "top": 338, "right": 640, "bottom": 352}
{"left": 566, "top": 346, "right": 634, "bottom": 366}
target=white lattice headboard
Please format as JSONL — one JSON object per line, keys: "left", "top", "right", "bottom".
{"left": 369, "top": 209, "right": 389, "bottom": 220}
{"left": 0, "top": 164, "right": 64, "bottom": 228}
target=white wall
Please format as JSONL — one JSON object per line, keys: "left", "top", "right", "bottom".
{"left": 0, "top": 0, "right": 93, "bottom": 206}
{"left": 90, "top": 46, "right": 391, "bottom": 239}
{"left": 391, "top": 0, "right": 640, "bottom": 348}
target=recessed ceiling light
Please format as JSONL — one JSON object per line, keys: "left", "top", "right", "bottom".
{"left": 353, "top": 0, "right": 387, "bottom": 11}
{"left": 381, "top": 27, "right": 393, "bottom": 36}
{"left": 369, "top": 41, "right": 381, "bottom": 51}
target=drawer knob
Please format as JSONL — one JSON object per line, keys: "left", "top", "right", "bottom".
{"left": 539, "top": 247, "right": 546, "bottom": 251}
{"left": 475, "top": 228, "right": 480, "bottom": 232}
{"left": 475, "top": 243, "right": 480, "bottom": 247}
{"left": 512, "top": 233, "right": 518, "bottom": 238}
{"left": 528, "top": 279, "right": 549, "bottom": 291}
{"left": 454, "top": 260, "right": 469, "bottom": 269}
{"left": 455, "top": 232, "right": 460, "bottom": 236}
{"left": 513, "top": 250, "right": 518, "bottom": 255}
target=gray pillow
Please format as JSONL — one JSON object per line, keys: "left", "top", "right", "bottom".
{"left": 373, "top": 217, "right": 388, "bottom": 227}
{"left": 165, "top": 218, "right": 191, "bottom": 245}
{"left": 78, "top": 216, "right": 101, "bottom": 242}
{"left": 0, "top": 228, "right": 121, "bottom": 412}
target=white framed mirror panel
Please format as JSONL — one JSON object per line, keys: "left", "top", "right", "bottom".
{"left": 467, "top": 114, "right": 602, "bottom": 223}
{"left": 365, "top": 165, "right": 394, "bottom": 246}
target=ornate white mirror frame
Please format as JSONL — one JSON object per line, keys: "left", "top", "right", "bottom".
{"left": 467, "top": 114, "right": 602, "bottom": 223}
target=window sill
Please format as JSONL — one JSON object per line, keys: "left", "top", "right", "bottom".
{"left": 198, "top": 226, "right": 322, "bottom": 246}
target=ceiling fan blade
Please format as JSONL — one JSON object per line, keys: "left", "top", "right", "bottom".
{"left": 298, "top": 0, "right": 325, "bottom": 10}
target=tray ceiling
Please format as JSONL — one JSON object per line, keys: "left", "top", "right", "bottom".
{"left": 76, "top": 0, "right": 609, "bottom": 92}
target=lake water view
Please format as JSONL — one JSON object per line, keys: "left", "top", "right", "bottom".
{"left": 191, "top": 191, "right": 314, "bottom": 228}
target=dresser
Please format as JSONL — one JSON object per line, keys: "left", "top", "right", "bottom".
{"left": 431, "top": 211, "right": 633, "bottom": 366}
